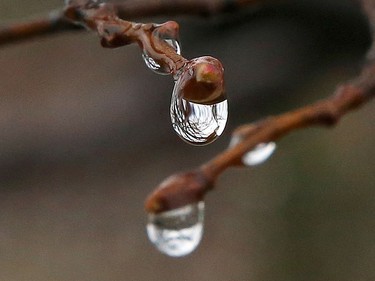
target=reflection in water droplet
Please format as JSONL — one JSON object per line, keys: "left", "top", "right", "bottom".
{"left": 171, "top": 94, "right": 228, "bottom": 145}
{"left": 147, "top": 202, "right": 204, "bottom": 257}
{"left": 170, "top": 56, "right": 227, "bottom": 145}
{"left": 142, "top": 38, "right": 181, "bottom": 75}
{"left": 165, "top": 39, "right": 181, "bottom": 55}
{"left": 230, "top": 136, "right": 276, "bottom": 166}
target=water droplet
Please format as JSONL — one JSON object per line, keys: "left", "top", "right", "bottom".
{"left": 165, "top": 39, "right": 181, "bottom": 55}
{"left": 171, "top": 97, "right": 228, "bottom": 145}
{"left": 230, "top": 136, "right": 276, "bottom": 166}
{"left": 142, "top": 54, "right": 166, "bottom": 74}
{"left": 146, "top": 201, "right": 204, "bottom": 257}
{"left": 142, "top": 38, "right": 181, "bottom": 75}
{"left": 170, "top": 56, "right": 228, "bottom": 145}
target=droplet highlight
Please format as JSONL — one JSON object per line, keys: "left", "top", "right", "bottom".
{"left": 230, "top": 136, "right": 276, "bottom": 166}
{"left": 147, "top": 201, "right": 204, "bottom": 257}
{"left": 142, "top": 38, "right": 181, "bottom": 75}
{"left": 170, "top": 56, "right": 228, "bottom": 145}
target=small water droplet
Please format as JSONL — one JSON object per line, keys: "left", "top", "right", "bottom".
{"left": 230, "top": 136, "right": 276, "bottom": 166}
{"left": 165, "top": 39, "right": 181, "bottom": 55}
{"left": 142, "top": 54, "right": 165, "bottom": 74}
{"left": 142, "top": 38, "right": 181, "bottom": 75}
{"left": 147, "top": 201, "right": 204, "bottom": 257}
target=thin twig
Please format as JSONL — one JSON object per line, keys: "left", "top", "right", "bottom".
{"left": 0, "top": 0, "right": 267, "bottom": 47}
{"left": 0, "top": 11, "right": 80, "bottom": 46}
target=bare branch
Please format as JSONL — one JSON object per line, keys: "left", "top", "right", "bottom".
{"left": 0, "top": 0, "right": 267, "bottom": 47}
{"left": 0, "top": 11, "right": 81, "bottom": 46}
{"left": 145, "top": 0, "right": 375, "bottom": 214}
{"left": 0, "top": 0, "right": 372, "bottom": 215}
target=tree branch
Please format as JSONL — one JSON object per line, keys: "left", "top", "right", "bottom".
{"left": 0, "top": 0, "right": 373, "bottom": 214}
{"left": 0, "top": 11, "right": 81, "bottom": 46}
{"left": 145, "top": 0, "right": 375, "bottom": 214}
{"left": 0, "top": 0, "right": 267, "bottom": 47}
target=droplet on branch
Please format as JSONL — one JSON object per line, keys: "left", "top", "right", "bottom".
{"left": 142, "top": 22, "right": 181, "bottom": 75}
{"left": 142, "top": 37, "right": 181, "bottom": 75}
{"left": 170, "top": 56, "right": 228, "bottom": 145}
{"left": 229, "top": 135, "right": 276, "bottom": 166}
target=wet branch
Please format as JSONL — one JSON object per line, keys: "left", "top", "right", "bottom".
{"left": 0, "top": 0, "right": 373, "bottom": 214}
{"left": 145, "top": 71, "right": 374, "bottom": 213}
{"left": 145, "top": 0, "right": 375, "bottom": 214}
{"left": 0, "top": 0, "right": 267, "bottom": 47}
{"left": 0, "top": 11, "right": 80, "bottom": 46}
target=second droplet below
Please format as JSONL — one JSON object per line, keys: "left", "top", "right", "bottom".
{"left": 146, "top": 202, "right": 205, "bottom": 257}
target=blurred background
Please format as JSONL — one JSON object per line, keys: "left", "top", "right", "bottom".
{"left": 0, "top": 0, "right": 374, "bottom": 280}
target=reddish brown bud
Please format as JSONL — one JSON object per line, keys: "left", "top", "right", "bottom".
{"left": 175, "top": 56, "right": 226, "bottom": 105}
{"left": 145, "top": 171, "right": 213, "bottom": 214}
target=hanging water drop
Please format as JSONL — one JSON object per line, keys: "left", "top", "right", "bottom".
{"left": 243, "top": 142, "right": 276, "bottom": 165}
{"left": 170, "top": 56, "right": 228, "bottom": 145}
{"left": 171, "top": 97, "right": 228, "bottom": 145}
{"left": 142, "top": 38, "right": 181, "bottom": 75}
{"left": 230, "top": 135, "right": 276, "bottom": 166}
{"left": 146, "top": 201, "right": 204, "bottom": 257}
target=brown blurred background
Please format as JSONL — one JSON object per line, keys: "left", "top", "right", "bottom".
{"left": 0, "top": 0, "right": 374, "bottom": 280}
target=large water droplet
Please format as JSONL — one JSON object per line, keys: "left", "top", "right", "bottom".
{"left": 171, "top": 97, "right": 228, "bottom": 145}
{"left": 147, "top": 201, "right": 204, "bottom": 257}
{"left": 142, "top": 38, "right": 181, "bottom": 75}
{"left": 230, "top": 136, "right": 276, "bottom": 166}
{"left": 170, "top": 56, "right": 228, "bottom": 145}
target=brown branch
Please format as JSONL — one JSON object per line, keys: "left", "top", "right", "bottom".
{"left": 0, "top": 0, "right": 267, "bottom": 47}
{"left": 145, "top": 0, "right": 375, "bottom": 214}
{"left": 0, "top": 0, "right": 373, "bottom": 214}
{"left": 0, "top": 0, "right": 235, "bottom": 79}
{"left": 0, "top": 11, "right": 81, "bottom": 46}
{"left": 62, "top": 1, "right": 228, "bottom": 111}
{"left": 63, "top": 1, "right": 192, "bottom": 76}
